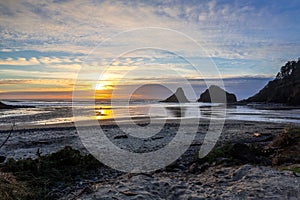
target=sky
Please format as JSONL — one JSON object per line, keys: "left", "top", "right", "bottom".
{"left": 0, "top": 0, "right": 300, "bottom": 100}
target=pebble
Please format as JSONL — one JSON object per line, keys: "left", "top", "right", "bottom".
{"left": 294, "top": 172, "right": 300, "bottom": 177}
{"left": 231, "top": 164, "right": 252, "bottom": 181}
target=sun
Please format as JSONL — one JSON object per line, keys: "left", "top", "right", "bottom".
{"left": 95, "top": 83, "right": 106, "bottom": 90}
{"left": 94, "top": 83, "right": 115, "bottom": 90}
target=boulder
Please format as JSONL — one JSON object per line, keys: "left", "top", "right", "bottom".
{"left": 160, "top": 87, "right": 189, "bottom": 103}
{"left": 0, "top": 156, "right": 6, "bottom": 163}
{"left": 197, "top": 85, "right": 237, "bottom": 104}
{"left": 244, "top": 59, "right": 300, "bottom": 105}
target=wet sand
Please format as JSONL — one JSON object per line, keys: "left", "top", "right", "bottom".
{"left": 0, "top": 119, "right": 288, "bottom": 160}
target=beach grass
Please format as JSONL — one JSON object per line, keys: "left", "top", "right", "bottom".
{"left": 0, "top": 146, "right": 103, "bottom": 200}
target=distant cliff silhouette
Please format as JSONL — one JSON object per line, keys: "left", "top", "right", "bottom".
{"left": 160, "top": 87, "right": 189, "bottom": 103}
{"left": 244, "top": 59, "right": 300, "bottom": 105}
{"left": 197, "top": 85, "right": 237, "bottom": 104}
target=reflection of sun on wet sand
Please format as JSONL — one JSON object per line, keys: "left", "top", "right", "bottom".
{"left": 95, "top": 106, "right": 114, "bottom": 120}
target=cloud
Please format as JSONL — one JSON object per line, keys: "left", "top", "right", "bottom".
{"left": 0, "top": 56, "right": 82, "bottom": 67}
{"left": 0, "top": 57, "right": 40, "bottom": 65}
{"left": 39, "top": 57, "right": 80, "bottom": 64}
{"left": 0, "top": 0, "right": 299, "bottom": 62}
{"left": 0, "top": 79, "right": 74, "bottom": 86}
{"left": 0, "top": 91, "right": 73, "bottom": 100}
{"left": 1, "top": 48, "right": 13, "bottom": 52}
{"left": 0, "top": 0, "right": 299, "bottom": 100}
{"left": 0, "top": 68, "right": 77, "bottom": 79}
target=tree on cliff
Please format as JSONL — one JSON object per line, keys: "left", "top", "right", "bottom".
{"left": 246, "top": 59, "right": 300, "bottom": 105}
{"left": 276, "top": 59, "right": 299, "bottom": 79}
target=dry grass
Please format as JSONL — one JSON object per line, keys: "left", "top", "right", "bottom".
{"left": 0, "top": 172, "right": 29, "bottom": 200}
{"left": 0, "top": 146, "right": 105, "bottom": 200}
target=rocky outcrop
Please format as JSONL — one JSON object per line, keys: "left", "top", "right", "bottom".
{"left": 197, "top": 85, "right": 237, "bottom": 104}
{"left": 160, "top": 87, "right": 189, "bottom": 103}
{"left": 244, "top": 59, "right": 300, "bottom": 105}
{"left": 0, "top": 101, "right": 32, "bottom": 109}
{"left": 0, "top": 102, "right": 14, "bottom": 109}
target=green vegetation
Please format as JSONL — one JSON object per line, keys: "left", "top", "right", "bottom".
{"left": 0, "top": 172, "right": 29, "bottom": 200}
{"left": 279, "top": 166, "right": 300, "bottom": 174}
{"left": 0, "top": 146, "right": 104, "bottom": 200}
{"left": 204, "top": 143, "right": 236, "bottom": 164}
{"left": 199, "top": 127, "right": 300, "bottom": 167}
{"left": 200, "top": 142, "right": 266, "bottom": 166}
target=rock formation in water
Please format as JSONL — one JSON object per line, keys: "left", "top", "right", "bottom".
{"left": 197, "top": 85, "right": 237, "bottom": 104}
{"left": 244, "top": 59, "right": 300, "bottom": 105}
{"left": 160, "top": 87, "right": 189, "bottom": 103}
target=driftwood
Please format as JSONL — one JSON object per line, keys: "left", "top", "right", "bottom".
{"left": 0, "top": 122, "right": 15, "bottom": 150}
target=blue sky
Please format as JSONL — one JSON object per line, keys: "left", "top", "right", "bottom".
{"left": 0, "top": 0, "right": 299, "bottom": 99}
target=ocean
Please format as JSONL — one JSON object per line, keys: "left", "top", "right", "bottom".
{"left": 0, "top": 100, "right": 300, "bottom": 127}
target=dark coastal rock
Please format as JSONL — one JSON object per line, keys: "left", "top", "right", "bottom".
{"left": 0, "top": 156, "right": 6, "bottom": 163}
{"left": 0, "top": 101, "right": 33, "bottom": 109}
{"left": 244, "top": 59, "right": 300, "bottom": 105}
{"left": 197, "top": 85, "right": 237, "bottom": 104}
{"left": 188, "top": 163, "right": 199, "bottom": 174}
{"left": 0, "top": 102, "right": 14, "bottom": 109}
{"left": 114, "top": 134, "right": 128, "bottom": 139}
{"left": 160, "top": 87, "right": 189, "bottom": 103}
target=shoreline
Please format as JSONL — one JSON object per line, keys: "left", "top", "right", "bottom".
{"left": 0, "top": 119, "right": 293, "bottom": 160}
{"left": 1, "top": 116, "right": 299, "bottom": 132}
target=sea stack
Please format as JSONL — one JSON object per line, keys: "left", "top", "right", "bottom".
{"left": 198, "top": 85, "right": 237, "bottom": 104}
{"left": 244, "top": 59, "right": 300, "bottom": 105}
{"left": 161, "top": 87, "right": 189, "bottom": 103}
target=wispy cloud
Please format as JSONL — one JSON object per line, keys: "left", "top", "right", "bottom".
{"left": 0, "top": 68, "right": 77, "bottom": 79}
{"left": 0, "top": 79, "right": 74, "bottom": 86}
{"left": 0, "top": 56, "right": 82, "bottom": 65}
{"left": 1, "top": 0, "right": 299, "bottom": 61}
{"left": 0, "top": 57, "right": 40, "bottom": 65}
